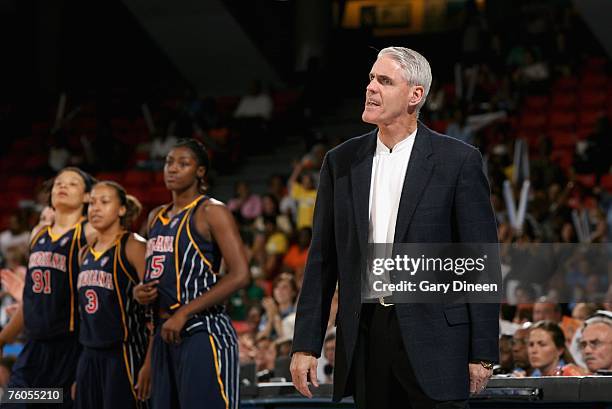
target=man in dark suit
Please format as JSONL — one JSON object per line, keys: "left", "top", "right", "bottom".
{"left": 290, "top": 47, "right": 500, "bottom": 409}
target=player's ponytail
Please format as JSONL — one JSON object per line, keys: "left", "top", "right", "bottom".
{"left": 122, "top": 194, "right": 143, "bottom": 229}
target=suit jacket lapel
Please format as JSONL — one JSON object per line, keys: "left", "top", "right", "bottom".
{"left": 350, "top": 130, "right": 377, "bottom": 254}
{"left": 393, "top": 122, "right": 434, "bottom": 243}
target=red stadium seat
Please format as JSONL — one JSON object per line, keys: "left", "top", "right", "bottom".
{"left": 22, "top": 155, "right": 47, "bottom": 171}
{"left": 124, "top": 170, "right": 153, "bottom": 187}
{"left": 575, "top": 173, "right": 596, "bottom": 188}
{"left": 95, "top": 172, "right": 125, "bottom": 185}
{"left": 583, "top": 196, "right": 599, "bottom": 209}
{"left": 578, "top": 110, "right": 604, "bottom": 130}
{"left": 551, "top": 93, "right": 576, "bottom": 109}
{"left": 525, "top": 96, "right": 549, "bottom": 110}
{"left": 139, "top": 187, "right": 171, "bottom": 207}
{"left": 215, "top": 96, "right": 240, "bottom": 116}
{"left": 550, "top": 132, "right": 576, "bottom": 149}
{"left": 601, "top": 174, "right": 612, "bottom": 191}
{"left": 111, "top": 118, "right": 131, "bottom": 131}
{"left": 579, "top": 91, "right": 607, "bottom": 109}
{"left": 584, "top": 57, "right": 607, "bottom": 73}
{"left": 554, "top": 76, "right": 578, "bottom": 91}
{"left": 7, "top": 176, "right": 32, "bottom": 190}
{"left": 154, "top": 172, "right": 165, "bottom": 184}
{"left": 551, "top": 149, "right": 574, "bottom": 170}
{"left": 548, "top": 111, "right": 576, "bottom": 131}
{"left": 581, "top": 75, "right": 608, "bottom": 90}
{"left": 576, "top": 128, "right": 593, "bottom": 140}
{"left": 430, "top": 119, "right": 449, "bottom": 133}
{"left": 519, "top": 113, "right": 547, "bottom": 131}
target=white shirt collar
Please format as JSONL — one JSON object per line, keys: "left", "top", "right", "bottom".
{"left": 375, "top": 128, "right": 418, "bottom": 155}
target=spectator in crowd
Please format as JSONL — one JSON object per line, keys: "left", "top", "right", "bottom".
{"left": 234, "top": 80, "right": 273, "bottom": 121}
{"left": 513, "top": 304, "right": 534, "bottom": 324}
{"left": 233, "top": 80, "right": 274, "bottom": 153}
{"left": 267, "top": 175, "right": 296, "bottom": 222}
{"left": 533, "top": 299, "right": 580, "bottom": 346}
{"left": 517, "top": 49, "right": 550, "bottom": 93}
{"left": 446, "top": 108, "right": 474, "bottom": 145}
{"left": 238, "top": 332, "right": 256, "bottom": 365}
{"left": 149, "top": 132, "right": 179, "bottom": 168}
{"left": 282, "top": 227, "right": 311, "bottom": 286}
{"left": 246, "top": 304, "right": 264, "bottom": 334}
{"left": 527, "top": 321, "right": 586, "bottom": 376}
{"left": 256, "top": 273, "right": 297, "bottom": 341}
{"left": 572, "top": 303, "right": 600, "bottom": 322}
{"left": 514, "top": 284, "right": 538, "bottom": 305}
{"left": 574, "top": 116, "right": 612, "bottom": 178}
{"left": 48, "top": 137, "right": 71, "bottom": 173}
{"left": 317, "top": 334, "right": 336, "bottom": 384}
{"left": 253, "top": 194, "right": 293, "bottom": 236}
{"left": 254, "top": 337, "right": 277, "bottom": 382}
{"left": 532, "top": 301, "right": 562, "bottom": 323}
{"left": 228, "top": 181, "right": 262, "bottom": 224}
{"left": 253, "top": 216, "right": 289, "bottom": 279}
{"left": 579, "top": 312, "right": 612, "bottom": 373}
{"left": 496, "top": 335, "right": 514, "bottom": 374}
{"left": 288, "top": 162, "right": 316, "bottom": 230}
{"left": 0, "top": 249, "right": 27, "bottom": 325}
{"left": 275, "top": 337, "right": 293, "bottom": 359}
{"left": 0, "top": 215, "right": 29, "bottom": 258}
{"left": 568, "top": 303, "right": 604, "bottom": 368}
{"left": 512, "top": 324, "right": 534, "bottom": 376}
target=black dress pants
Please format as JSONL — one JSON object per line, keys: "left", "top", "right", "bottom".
{"left": 351, "top": 304, "right": 469, "bottom": 409}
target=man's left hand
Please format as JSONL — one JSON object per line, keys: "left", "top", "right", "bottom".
{"left": 469, "top": 363, "right": 492, "bottom": 394}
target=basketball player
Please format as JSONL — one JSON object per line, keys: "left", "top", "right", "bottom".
{"left": 74, "top": 181, "right": 152, "bottom": 409}
{"left": 134, "top": 139, "right": 249, "bottom": 409}
{"left": 0, "top": 167, "right": 97, "bottom": 408}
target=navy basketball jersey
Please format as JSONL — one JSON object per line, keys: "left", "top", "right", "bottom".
{"left": 78, "top": 232, "right": 148, "bottom": 348}
{"left": 77, "top": 232, "right": 149, "bottom": 401}
{"left": 24, "top": 220, "right": 87, "bottom": 340}
{"left": 145, "top": 196, "right": 235, "bottom": 337}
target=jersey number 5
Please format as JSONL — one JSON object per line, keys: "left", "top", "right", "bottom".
{"left": 149, "top": 255, "right": 165, "bottom": 279}
{"left": 31, "top": 269, "right": 52, "bottom": 294}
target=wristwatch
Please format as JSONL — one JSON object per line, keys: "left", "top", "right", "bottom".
{"left": 478, "top": 360, "right": 494, "bottom": 370}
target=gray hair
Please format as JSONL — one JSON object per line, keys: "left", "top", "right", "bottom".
{"left": 377, "top": 47, "right": 432, "bottom": 113}
{"left": 583, "top": 310, "right": 612, "bottom": 330}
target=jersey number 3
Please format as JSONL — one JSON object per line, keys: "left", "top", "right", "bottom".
{"left": 84, "top": 289, "right": 98, "bottom": 314}
{"left": 31, "top": 269, "right": 52, "bottom": 294}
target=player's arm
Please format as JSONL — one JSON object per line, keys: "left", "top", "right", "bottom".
{"left": 126, "top": 233, "right": 147, "bottom": 281}
{"left": 181, "top": 201, "right": 249, "bottom": 314}
{"left": 135, "top": 333, "right": 154, "bottom": 400}
{"left": 126, "top": 232, "right": 154, "bottom": 400}
{"left": 133, "top": 208, "right": 163, "bottom": 305}
{"left": 160, "top": 201, "right": 249, "bottom": 344}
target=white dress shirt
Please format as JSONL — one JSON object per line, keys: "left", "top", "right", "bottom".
{"left": 368, "top": 129, "right": 417, "bottom": 244}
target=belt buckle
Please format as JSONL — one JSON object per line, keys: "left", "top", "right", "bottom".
{"left": 379, "top": 296, "right": 394, "bottom": 307}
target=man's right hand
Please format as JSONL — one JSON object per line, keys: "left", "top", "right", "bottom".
{"left": 133, "top": 281, "right": 159, "bottom": 305}
{"left": 290, "top": 352, "right": 319, "bottom": 398}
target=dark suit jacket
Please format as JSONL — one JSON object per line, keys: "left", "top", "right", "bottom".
{"left": 292, "top": 122, "right": 500, "bottom": 402}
